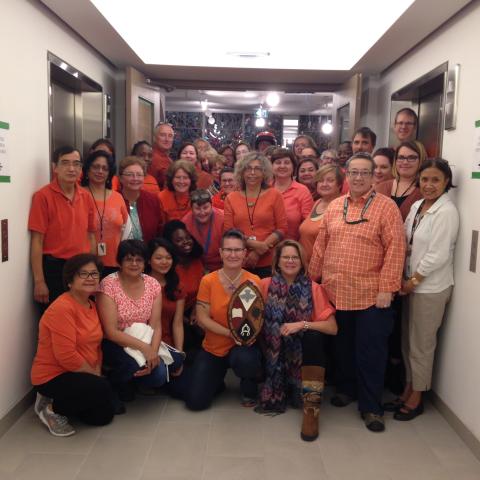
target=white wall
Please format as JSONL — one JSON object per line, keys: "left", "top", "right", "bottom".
{"left": 374, "top": 2, "right": 480, "bottom": 440}
{"left": 0, "top": 1, "right": 120, "bottom": 420}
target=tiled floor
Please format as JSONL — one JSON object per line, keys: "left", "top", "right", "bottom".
{"left": 1, "top": 376, "right": 479, "bottom": 480}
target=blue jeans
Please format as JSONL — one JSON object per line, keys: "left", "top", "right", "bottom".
{"left": 334, "top": 306, "right": 394, "bottom": 415}
{"left": 102, "top": 339, "right": 183, "bottom": 389}
{"left": 185, "top": 345, "right": 262, "bottom": 411}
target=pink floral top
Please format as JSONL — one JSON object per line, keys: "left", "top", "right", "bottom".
{"left": 98, "top": 273, "right": 161, "bottom": 331}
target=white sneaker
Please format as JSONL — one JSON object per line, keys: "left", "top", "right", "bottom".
{"left": 39, "top": 405, "right": 75, "bottom": 437}
{"left": 34, "top": 393, "right": 51, "bottom": 417}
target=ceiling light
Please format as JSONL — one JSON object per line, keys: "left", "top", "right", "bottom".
{"left": 200, "top": 99, "right": 208, "bottom": 111}
{"left": 266, "top": 92, "right": 280, "bottom": 107}
{"left": 321, "top": 122, "right": 333, "bottom": 135}
{"left": 208, "top": 116, "right": 216, "bottom": 125}
{"left": 255, "top": 118, "right": 266, "bottom": 128}
{"left": 90, "top": 0, "right": 415, "bottom": 70}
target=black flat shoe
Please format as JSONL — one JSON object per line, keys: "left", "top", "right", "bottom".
{"left": 383, "top": 397, "right": 404, "bottom": 412}
{"left": 393, "top": 402, "right": 424, "bottom": 421}
{"left": 330, "top": 393, "right": 354, "bottom": 407}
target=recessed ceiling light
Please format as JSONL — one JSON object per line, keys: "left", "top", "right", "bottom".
{"left": 255, "top": 118, "right": 266, "bottom": 128}
{"left": 266, "top": 92, "right": 280, "bottom": 107}
{"left": 90, "top": 0, "right": 414, "bottom": 70}
{"left": 321, "top": 122, "right": 333, "bottom": 135}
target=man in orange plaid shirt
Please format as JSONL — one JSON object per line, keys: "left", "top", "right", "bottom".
{"left": 309, "top": 152, "right": 405, "bottom": 433}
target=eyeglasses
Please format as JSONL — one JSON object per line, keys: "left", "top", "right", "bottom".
{"left": 395, "top": 122, "right": 415, "bottom": 127}
{"left": 90, "top": 164, "right": 109, "bottom": 172}
{"left": 346, "top": 170, "right": 373, "bottom": 178}
{"left": 280, "top": 255, "right": 300, "bottom": 262}
{"left": 122, "top": 172, "right": 145, "bottom": 178}
{"left": 245, "top": 166, "right": 263, "bottom": 173}
{"left": 59, "top": 160, "right": 82, "bottom": 168}
{"left": 77, "top": 270, "right": 100, "bottom": 279}
{"left": 221, "top": 248, "right": 245, "bottom": 255}
{"left": 396, "top": 155, "right": 419, "bottom": 163}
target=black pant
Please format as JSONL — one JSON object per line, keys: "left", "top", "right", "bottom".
{"left": 36, "top": 372, "right": 114, "bottom": 426}
{"left": 302, "top": 330, "right": 327, "bottom": 367}
{"left": 334, "top": 306, "right": 394, "bottom": 415}
{"left": 185, "top": 345, "right": 262, "bottom": 411}
{"left": 36, "top": 255, "right": 66, "bottom": 315}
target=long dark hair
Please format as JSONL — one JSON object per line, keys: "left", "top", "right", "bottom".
{"left": 81, "top": 150, "right": 116, "bottom": 189}
{"left": 147, "top": 238, "right": 179, "bottom": 301}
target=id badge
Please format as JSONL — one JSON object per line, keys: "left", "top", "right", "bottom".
{"left": 97, "top": 242, "right": 107, "bottom": 256}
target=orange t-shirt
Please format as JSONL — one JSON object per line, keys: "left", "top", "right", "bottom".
{"left": 176, "top": 258, "right": 205, "bottom": 310}
{"left": 259, "top": 277, "right": 335, "bottom": 322}
{"left": 198, "top": 270, "right": 261, "bottom": 357}
{"left": 28, "top": 179, "right": 96, "bottom": 259}
{"left": 31, "top": 293, "right": 103, "bottom": 385}
{"left": 298, "top": 203, "right": 325, "bottom": 264}
{"left": 149, "top": 147, "right": 172, "bottom": 189}
{"left": 160, "top": 288, "right": 186, "bottom": 347}
{"left": 112, "top": 174, "right": 160, "bottom": 194}
{"left": 158, "top": 189, "right": 192, "bottom": 222}
{"left": 223, "top": 188, "right": 288, "bottom": 267}
{"left": 87, "top": 190, "right": 128, "bottom": 267}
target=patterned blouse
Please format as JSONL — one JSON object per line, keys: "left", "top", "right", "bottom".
{"left": 98, "top": 272, "right": 161, "bottom": 331}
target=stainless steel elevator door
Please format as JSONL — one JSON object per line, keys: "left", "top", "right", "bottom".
{"left": 51, "top": 82, "right": 76, "bottom": 151}
{"left": 417, "top": 91, "right": 443, "bottom": 158}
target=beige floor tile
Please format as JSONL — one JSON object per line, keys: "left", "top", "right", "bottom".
{"left": 264, "top": 442, "right": 328, "bottom": 480}
{"left": 141, "top": 422, "right": 209, "bottom": 479}
{"left": 202, "top": 456, "right": 265, "bottom": 480}
{"left": 75, "top": 434, "right": 151, "bottom": 480}
{"left": 161, "top": 397, "right": 213, "bottom": 424}
{"left": 208, "top": 409, "right": 264, "bottom": 457}
{"left": 12, "top": 453, "right": 85, "bottom": 480}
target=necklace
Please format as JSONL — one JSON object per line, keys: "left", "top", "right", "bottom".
{"left": 88, "top": 185, "right": 107, "bottom": 241}
{"left": 394, "top": 178, "right": 416, "bottom": 198}
{"left": 221, "top": 269, "right": 243, "bottom": 292}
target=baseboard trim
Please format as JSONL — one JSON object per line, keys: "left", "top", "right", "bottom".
{"left": 429, "top": 390, "right": 480, "bottom": 461}
{"left": 0, "top": 389, "right": 35, "bottom": 438}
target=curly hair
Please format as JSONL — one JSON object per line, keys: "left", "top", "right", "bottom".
{"left": 234, "top": 152, "right": 273, "bottom": 190}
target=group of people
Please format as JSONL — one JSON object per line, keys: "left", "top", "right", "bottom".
{"left": 29, "top": 107, "right": 459, "bottom": 442}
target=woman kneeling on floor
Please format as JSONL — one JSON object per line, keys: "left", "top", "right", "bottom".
{"left": 256, "top": 240, "right": 337, "bottom": 441}
{"left": 184, "top": 229, "right": 262, "bottom": 410}
{"left": 31, "top": 254, "right": 114, "bottom": 437}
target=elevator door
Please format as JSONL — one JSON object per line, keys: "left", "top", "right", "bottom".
{"left": 417, "top": 91, "right": 443, "bottom": 158}
{"left": 51, "top": 82, "right": 78, "bottom": 152}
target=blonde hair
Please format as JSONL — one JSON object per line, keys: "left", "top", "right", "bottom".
{"left": 272, "top": 240, "right": 308, "bottom": 276}
{"left": 118, "top": 156, "right": 146, "bottom": 175}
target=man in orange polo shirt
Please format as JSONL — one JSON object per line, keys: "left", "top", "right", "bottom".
{"left": 150, "top": 122, "right": 174, "bottom": 189}
{"left": 309, "top": 152, "right": 405, "bottom": 433}
{"left": 28, "top": 146, "right": 96, "bottom": 309}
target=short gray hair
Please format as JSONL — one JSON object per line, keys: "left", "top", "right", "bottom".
{"left": 234, "top": 152, "right": 273, "bottom": 190}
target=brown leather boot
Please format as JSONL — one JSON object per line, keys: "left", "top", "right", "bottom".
{"left": 300, "top": 366, "right": 325, "bottom": 441}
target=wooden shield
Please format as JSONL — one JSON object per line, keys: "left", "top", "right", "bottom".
{"left": 227, "top": 281, "right": 265, "bottom": 346}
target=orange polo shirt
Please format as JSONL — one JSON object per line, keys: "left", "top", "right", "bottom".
{"left": 224, "top": 188, "right": 288, "bottom": 267}
{"left": 28, "top": 179, "right": 96, "bottom": 259}
{"left": 308, "top": 190, "right": 405, "bottom": 310}
{"left": 31, "top": 293, "right": 103, "bottom": 385}
{"left": 198, "top": 270, "right": 260, "bottom": 357}
{"left": 158, "top": 189, "right": 192, "bottom": 222}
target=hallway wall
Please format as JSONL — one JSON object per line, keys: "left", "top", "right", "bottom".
{"left": 0, "top": 1, "right": 119, "bottom": 419}
{"left": 373, "top": 1, "right": 480, "bottom": 440}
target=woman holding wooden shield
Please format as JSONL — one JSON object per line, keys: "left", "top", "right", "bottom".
{"left": 258, "top": 240, "right": 337, "bottom": 441}
{"left": 185, "top": 229, "right": 263, "bottom": 411}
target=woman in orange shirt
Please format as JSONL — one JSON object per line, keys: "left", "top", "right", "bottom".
{"left": 256, "top": 240, "right": 337, "bottom": 441}
{"left": 299, "top": 165, "right": 345, "bottom": 263}
{"left": 81, "top": 151, "right": 128, "bottom": 277}
{"left": 31, "top": 254, "right": 114, "bottom": 437}
{"left": 224, "top": 152, "right": 287, "bottom": 278}
{"left": 158, "top": 160, "right": 198, "bottom": 222}
{"left": 178, "top": 142, "right": 213, "bottom": 190}
{"left": 185, "top": 229, "right": 262, "bottom": 410}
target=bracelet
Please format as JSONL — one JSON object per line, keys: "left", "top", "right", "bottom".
{"left": 303, "top": 321, "right": 309, "bottom": 331}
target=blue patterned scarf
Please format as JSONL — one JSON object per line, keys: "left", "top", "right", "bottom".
{"left": 258, "top": 272, "right": 313, "bottom": 413}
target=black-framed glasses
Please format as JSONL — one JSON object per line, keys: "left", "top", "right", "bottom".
{"left": 396, "top": 155, "right": 419, "bottom": 163}
{"left": 77, "top": 270, "right": 100, "bottom": 279}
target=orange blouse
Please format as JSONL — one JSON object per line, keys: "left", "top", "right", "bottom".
{"left": 158, "top": 189, "right": 192, "bottom": 222}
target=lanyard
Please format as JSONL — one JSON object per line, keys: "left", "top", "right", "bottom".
{"left": 196, "top": 213, "right": 214, "bottom": 255}
{"left": 245, "top": 188, "right": 262, "bottom": 231}
{"left": 343, "top": 191, "right": 376, "bottom": 224}
{"left": 88, "top": 186, "right": 107, "bottom": 241}
{"left": 409, "top": 200, "right": 426, "bottom": 246}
